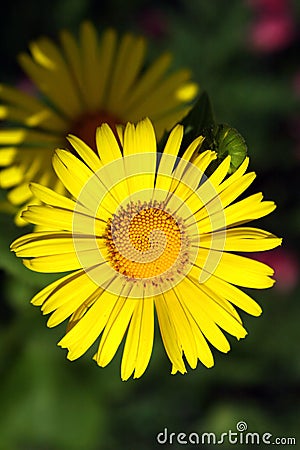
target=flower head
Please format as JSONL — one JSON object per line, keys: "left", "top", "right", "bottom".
{"left": 11, "top": 118, "right": 281, "bottom": 380}
{"left": 0, "top": 22, "right": 198, "bottom": 225}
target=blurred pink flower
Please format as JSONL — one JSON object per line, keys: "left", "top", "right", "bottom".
{"left": 248, "top": 13, "right": 295, "bottom": 52}
{"left": 251, "top": 248, "right": 299, "bottom": 293}
{"left": 248, "top": 0, "right": 290, "bottom": 15}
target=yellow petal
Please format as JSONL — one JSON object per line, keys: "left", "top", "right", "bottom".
{"left": 79, "top": 21, "right": 103, "bottom": 110}
{"left": 0, "top": 147, "right": 16, "bottom": 165}
{"left": 47, "top": 285, "right": 101, "bottom": 328}
{"left": 96, "top": 123, "right": 122, "bottom": 163}
{"left": 94, "top": 28, "right": 117, "bottom": 109}
{"left": 7, "top": 182, "right": 31, "bottom": 205}
{"left": 194, "top": 249, "right": 275, "bottom": 289}
{"left": 30, "top": 182, "right": 76, "bottom": 210}
{"left": 59, "top": 290, "right": 119, "bottom": 360}
{"left": 155, "top": 124, "right": 183, "bottom": 192}
{"left": 121, "top": 297, "right": 154, "bottom": 380}
{"left": 199, "top": 227, "right": 282, "bottom": 252}
{"left": 123, "top": 52, "right": 172, "bottom": 114}
{"left": 176, "top": 279, "right": 231, "bottom": 353}
{"left": 94, "top": 297, "right": 136, "bottom": 367}
{"left": 193, "top": 281, "right": 247, "bottom": 339}
{"left": 154, "top": 296, "right": 187, "bottom": 374}
{"left": 0, "top": 166, "right": 23, "bottom": 188}
{"left": 201, "top": 273, "right": 262, "bottom": 316}
{"left": 29, "top": 269, "right": 83, "bottom": 306}
{"left": 162, "top": 289, "right": 198, "bottom": 369}
{"left": 106, "top": 33, "right": 146, "bottom": 114}
{"left": 67, "top": 134, "right": 102, "bottom": 172}
{"left": 23, "top": 252, "right": 81, "bottom": 272}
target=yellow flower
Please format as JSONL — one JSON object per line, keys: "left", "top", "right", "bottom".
{"left": 11, "top": 118, "right": 281, "bottom": 380}
{"left": 0, "top": 22, "right": 198, "bottom": 225}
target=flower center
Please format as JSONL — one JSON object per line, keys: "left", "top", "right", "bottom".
{"left": 104, "top": 200, "right": 190, "bottom": 282}
{"left": 71, "top": 110, "right": 121, "bottom": 150}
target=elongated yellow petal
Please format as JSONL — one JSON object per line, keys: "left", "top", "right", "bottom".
{"left": 7, "top": 182, "right": 31, "bottom": 205}
{"left": 42, "top": 268, "right": 101, "bottom": 315}
{"left": 106, "top": 33, "right": 146, "bottom": 113}
{"left": 124, "top": 69, "right": 191, "bottom": 120}
{"left": 96, "top": 123, "right": 122, "bottom": 163}
{"left": 224, "top": 195, "right": 277, "bottom": 229}
{"left": 12, "top": 233, "right": 105, "bottom": 258}
{"left": 0, "top": 104, "right": 67, "bottom": 132}
{"left": 123, "top": 52, "right": 172, "bottom": 113}
{"left": 0, "top": 166, "right": 23, "bottom": 188}
{"left": 79, "top": 21, "right": 103, "bottom": 111}
{"left": 170, "top": 289, "right": 215, "bottom": 368}
{"left": 155, "top": 125, "right": 183, "bottom": 191}
{"left": 29, "top": 182, "right": 76, "bottom": 210}
{"left": 93, "top": 28, "right": 117, "bottom": 109}
{"left": 185, "top": 318, "right": 214, "bottom": 368}
{"left": 153, "top": 106, "right": 191, "bottom": 140}
{"left": 193, "top": 281, "right": 247, "bottom": 339}
{"left": 23, "top": 251, "right": 81, "bottom": 272}
{"left": 0, "top": 83, "right": 51, "bottom": 113}
{"left": 122, "top": 120, "right": 157, "bottom": 195}
{"left": 162, "top": 289, "right": 198, "bottom": 369}
{"left": 23, "top": 36, "right": 83, "bottom": 117}
{"left": 200, "top": 227, "right": 282, "bottom": 252}
{"left": 218, "top": 157, "right": 250, "bottom": 192}
{"left": 121, "top": 297, "right": 154, "bottom": 380}
{"left": 47, "top": 285, "right": 101, "bottom": 328}
{"left": 60, "top": 29, "right": 84, "bottom": 94}
{"left": 194, "top": 249, "right": 275, "bottom": 288}
{"left": 67, "top": 134, "right": 102, "bottom": 172}
{"left": 22, "top": 205, "right": 103, "bottom": 231}
{"left": 176, "top": 279, "right": 231, "bottom": 353}
{"left": 59, "top": 290, "right": 119, "bottom": 360}
{"left": 201, "top": 273, "right": 262, "bottom": 316}
{"left": 196, "top": 193, "right": 276, "bottom": 233}
{"left": 95, "top": 297, "right": 136, "bottom": 367}
{"left": 0, "top": 128, "right": 59, "bottom": 145}
{"left": 154, "top": 296, "right": 187, "bottom": 374}
{"left": 53, "top": 150, "right": 107, "bottom": 210}
{"left": 0, "top": 147, "right": 16, "bottom": 165}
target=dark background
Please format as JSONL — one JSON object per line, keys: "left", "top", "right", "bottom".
{"left": 0, "top": 1, "right": 299, "bottom": 449}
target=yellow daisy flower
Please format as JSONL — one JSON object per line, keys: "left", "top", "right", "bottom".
{"left": 11, "top": 118, "right": 281, "bottom": 380}
{"left": 0, "top": 21, "right": 198, "bottom": 225}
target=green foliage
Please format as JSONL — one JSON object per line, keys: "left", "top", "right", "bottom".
{"left": 181, "top": 91, "right": 216, "bottom": 145}
{"left": 202, "top": 124, "right": 247, "bottom": 173}
{"left": 180, "top": 91, "right": 247, "bottom": 173}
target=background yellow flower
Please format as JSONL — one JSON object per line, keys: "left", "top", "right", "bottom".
{"left": 0, "top": 21, "right": 198, "bottom": 225}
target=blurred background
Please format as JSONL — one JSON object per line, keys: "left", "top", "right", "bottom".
{"left": 0, "top": 0, "right": 299, "bottom": 449}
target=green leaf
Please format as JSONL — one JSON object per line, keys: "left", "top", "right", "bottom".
{"left": 180, "top": 91, "right": 216, "bottom": 152}
{"left": 157, "top": 91, "right": 215, "bottom": 153}
{"left": 202, "top": 124, "right": 247, "bottom": 173}
{"left": 157, "top": 92, "right": 247, "bottom": 174}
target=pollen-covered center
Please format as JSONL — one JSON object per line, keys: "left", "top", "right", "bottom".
{"left": 104, "top": 201, "right": 190, "bottom": 281}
